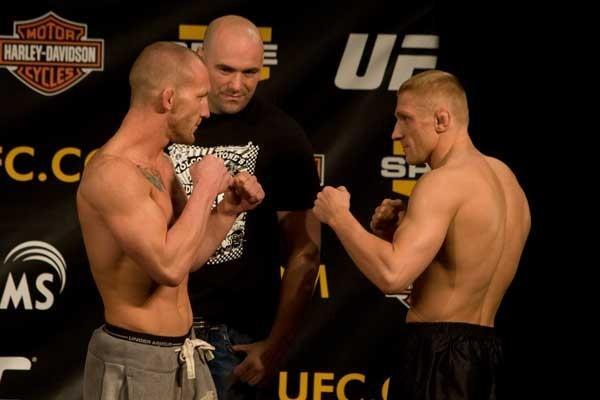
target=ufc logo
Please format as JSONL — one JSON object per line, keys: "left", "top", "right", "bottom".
{"left": 335, "top": 34, "right": 438, "bottom": 90}
{"left": 0, "top": 357, "right": 31, "bottom": 383}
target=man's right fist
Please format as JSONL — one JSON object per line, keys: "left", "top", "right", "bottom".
{"left": 370, "top": 198, "right": 405, "bottom": 241}
{"left": 190, "top": 155, "right": 231, "bottom": 194}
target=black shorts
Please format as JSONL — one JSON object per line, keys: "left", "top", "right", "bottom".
{"left": 389, "top": 322, "right": 503, "bottom": 400}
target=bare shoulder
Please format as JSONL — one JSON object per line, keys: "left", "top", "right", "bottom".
{"left": 483, "top": 156, "right": 527, "bottom": 193}
{"left": 413, "top": 164, "right": 468, "bottom": 196}
{"left": 484, "top": 156, "right": 516, "bottom": 178}
{"left": 410, "top": 167, "right": 464, "bottom": 210}
{"left": 484, "top": 156, "right": 531, "bottom": 223}
{"left": 81, "top": 153, "right": 138, "bottom": 188}
{"left": 78, "top": 153, "right": 144, "bottom": 206}
{"left": 159, "top": 152, "right": 177, "bottom": 176}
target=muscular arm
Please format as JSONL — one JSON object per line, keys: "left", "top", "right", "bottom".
{"left": 79, "top": 158, "right": 219, "bottom": 287}
{"left": 232, "top": 209, "right": 320, "bottom": 385}
{"left": 323, "top": 174, "right": 455, "bottom": 294}
{"left": 266, "top": 210, "right": 320, "bottom": 353}
{"left": 189, "top": 203, "right": 237, "bottom": 271}
{"left": 190, "top": 171, "right": 265, "bottom": 271}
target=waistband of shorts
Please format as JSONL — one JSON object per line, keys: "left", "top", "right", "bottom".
{"left": 103, "top": 323, "right": 191, "bottom": 347}
{"left": 404, "top": 322, "right": 497, "bottom": 338}
{"left": 193, "top": 316, "right": 227, "bottom": 330}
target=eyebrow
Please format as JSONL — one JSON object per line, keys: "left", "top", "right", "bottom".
{"left": 215, "top": 63, "right": 260, "bottom": 73}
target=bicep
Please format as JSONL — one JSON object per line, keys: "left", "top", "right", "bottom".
{"left": 390, "top": 177, "right": 455, "bottom": 277}
{"left": 84, "top": 168, "right": 168, "bottom": 268}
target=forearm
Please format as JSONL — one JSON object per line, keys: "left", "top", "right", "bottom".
{"left": 161, "top": 188, "right": 218, "bottom": 285}
{"left": 330, "top": 211, "right": 409, "bottom": 293}
{"left": 191, "top": 205, "right": 238, "bottom": 270}
{"left": 265, "top": 247, "right": 319, "bottom": 356}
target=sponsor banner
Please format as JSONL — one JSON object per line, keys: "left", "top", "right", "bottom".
{"left": 0, "top": 12, "right": 104, "bottom": 95}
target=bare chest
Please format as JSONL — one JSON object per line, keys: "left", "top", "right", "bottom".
{"left": 137, "top": 164, "right": 184, "bottom": 227}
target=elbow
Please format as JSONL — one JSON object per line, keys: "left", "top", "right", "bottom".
{"left": 284, "top": 246, "right": 321, "bottom": 292}
{"left": 301, "top": 245, "right": 321, "bottom": 270}
{"left": 299, "top": 248, "right": 321, "bottom": 280}
{"left": 379, "top": 275, "right": 396, "bottom": 295}
{"left": 161, "top": 274, "right": 184, "bottom": 288}
{"left": 380, "top": 280, "right": 410, "bottom": 296}
{"left": 379, "top": 269, "right": 411, "bottom": 295}
{"left": 289, "top": 244, "right": 320, "bottom": 274}
{"left": 151, "top": 261, "right": 186, "bottom": 287}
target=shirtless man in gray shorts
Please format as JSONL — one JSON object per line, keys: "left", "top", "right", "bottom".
{"left": 77, "top": 41, "right": 264, "bottom": 400}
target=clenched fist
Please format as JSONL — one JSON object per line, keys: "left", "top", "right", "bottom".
{"left": 218, "top": 171, "right": 265, "bottom": 216}
{"left": 370, "top": 198, "right": 405, "bottom": 241}
{"left": 312, "top": 186, "right": 350, "bottom": 226}
{"left": 190, "top": 155, "right": 232, "bottom": 194}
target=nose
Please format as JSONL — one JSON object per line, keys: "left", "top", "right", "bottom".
{"left": 200, "top": 98, "right": 210, "bottom": 118}
{"left": 229, "top": 73, "right": 243, "bottom": 92}
{"left": 391, "top": 121, "right": 402, "bottom": 140}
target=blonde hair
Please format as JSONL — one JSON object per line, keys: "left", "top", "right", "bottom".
{"left": 398, "top": 70, "right": 469, "bottom": 126}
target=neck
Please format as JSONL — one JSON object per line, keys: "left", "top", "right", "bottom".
{"left": 112, "top": 107, "right": 170, "bottom": 165}
{"left": 427, "top": 128, "right": 472, "bottom": 169}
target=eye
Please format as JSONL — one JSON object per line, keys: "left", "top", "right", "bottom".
{"left": 218, "top": 66, "right": 234, "bottom": 74}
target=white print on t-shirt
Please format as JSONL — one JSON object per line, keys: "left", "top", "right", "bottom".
{"left": 168, "top": 142, "right": 260, "bottom": 265}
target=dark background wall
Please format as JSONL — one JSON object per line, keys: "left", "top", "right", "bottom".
{"left": 1, "top": 1, "right": 558, "bottom": 399}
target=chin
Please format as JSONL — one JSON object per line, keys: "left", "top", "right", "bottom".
{"left": 175, "top": 132, "right": 195, "bottom": 145}
{"left": 220, "top": 99, "right": 248, "bottom": 114}
{"left": 406, "top": 155, "right": 420, "bottom": 166}
{"left": 221, "top": 104, "right": 243, "bottom": 114}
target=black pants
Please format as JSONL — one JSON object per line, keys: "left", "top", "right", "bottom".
{"left": 389, "top": 322, "right": 504, "bottom": 400}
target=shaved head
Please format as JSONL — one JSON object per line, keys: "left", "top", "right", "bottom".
{"left": 203, "top": 15, "right": 263, "bottom": 57}
{"left": 200, "top": 15, "right": 264, "bottom": 114}
{"left": 398, "top": 70, "right": 469, "bottom": 126}
{"left": 129, "top": 41, "right": 203, "bottom": 106}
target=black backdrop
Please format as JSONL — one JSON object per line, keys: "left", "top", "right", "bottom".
{"left": 1, "top": 1, "right": 558, "bottom": 399}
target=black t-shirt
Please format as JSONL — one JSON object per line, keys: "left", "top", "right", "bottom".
{"left": 168, "top": 96, "right": 320, "bottom": 338}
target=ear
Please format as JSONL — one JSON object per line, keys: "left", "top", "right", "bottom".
{"left": 434, "top": 109, "right": 451, "bottom": 133}
{"left": 161, "top": 88, "right": 175, "bottom": 111}
{"left": 196, "top": 47, "right": 205, "bottom": 61}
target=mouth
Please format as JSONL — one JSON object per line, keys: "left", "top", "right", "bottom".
{"left": 221, "top": 93, "right": 246, "bottom": 102}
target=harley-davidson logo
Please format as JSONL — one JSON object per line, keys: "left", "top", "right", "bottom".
{"left": 0, "top": 11, "right": 104, "bottom": 96}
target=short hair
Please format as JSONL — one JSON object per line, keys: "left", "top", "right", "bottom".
{"left": 398, "top": 70, "right": 469, "bottom": 126}
{"left": 129, "top": 41, "right": 200, "bottom": 106}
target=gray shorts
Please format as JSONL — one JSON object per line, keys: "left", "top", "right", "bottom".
{"left": 83, "top": 324, "right": 216, "bottom": 400}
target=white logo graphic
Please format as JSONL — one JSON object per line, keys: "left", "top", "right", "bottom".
{"left": 386, "top": 292, "right": 411, "bottom": 309}
{"left": 1, "top": 240, "right": 67, "bottom": 310}
{"left": 0, "top": 357, "right": 31, "bottom": 383}
{"left": 168, "top": 142, "right": 259, "bottom": 265}
{"left": 335, "top": 34, "right": 438, "bottom": 90}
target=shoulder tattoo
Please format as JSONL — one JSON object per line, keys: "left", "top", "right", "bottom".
{"left": 136, "top": 165, "right": 165, "bottom": 191}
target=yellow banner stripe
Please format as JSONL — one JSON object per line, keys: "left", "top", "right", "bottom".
{"left": 258, "top": 27, "right": 272, "bottom": 42}
{"left": 260, "top": 67, "right": 270, "bottom": 80}
{"left": 179, "top": 25, "right": 207, "bottom": 40}
{"left": 393, "top": 180, "right": 417, "bottom": 196}
{"left": 393, "top": 140, "right": 405, "bottom": 155}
